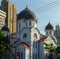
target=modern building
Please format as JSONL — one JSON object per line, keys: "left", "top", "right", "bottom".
{"left": 0, "top": 10, "right": 6, "bottom": 29}
{"left": 13, "top": 6, "right": 45, "bottom": 59}
{"left": 1, "top": 0, "right": 17, "bottom": 34}
{"left": 54, "top": 24, "right": 60, "bottom": 45}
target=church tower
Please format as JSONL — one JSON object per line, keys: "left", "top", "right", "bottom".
{"left": 17, "top": 6, "right": 37, "bottom": 31}
{"left": 45, "top": 22, "right": 54, "bottom": 36}
{"left": 16, "top": 7, "right": 44, "bottom": 59}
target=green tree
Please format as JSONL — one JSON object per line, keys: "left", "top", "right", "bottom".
{"left": 44, "top": 42, "right": 54, "bottom": 51}
{"left": 0, "top": 30, "right": 10, "bottom": 59}
{"left": 55, "top": 45, "right": 60, "bottom": 59}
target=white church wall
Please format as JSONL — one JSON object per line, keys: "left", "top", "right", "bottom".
{"left": 16, "top": 44, "right": 25, "bottom": 59}
{"left": 18, "top": 19, "right": 37, "bottom": 32}
{"left": 31, "top": 28, "right": 40, "bottom": 42}
{"left": 18, "top": 19, "right": 26, "bottom": 31}
{"left": 30, "top": 28, "right": 40, "bottom": 59}
{"left": 17, "top": 17, "right": 43, "bottom": 59}
{"left": 25, "top": 48, "right": 30, "bottom": 59}
{"left": 33, "top": 21, "right": 36, "bottom": 27}
{"left": 20, "top": 28, "right": 31, "bottom": 45}
{"left": 25, "top": 20, "right": 32, "bottom": 27}
{"left": 45, "top": 30, "right": 54, "bottom": 36}
{"left": 44, "top": 36, "right": 56, "bottom": 47}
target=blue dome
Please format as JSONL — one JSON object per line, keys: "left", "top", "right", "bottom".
{"left": 17, "top": 6, "right": 36, "bottom": 21}
{"left": 2, "top": 25, "right": 9, "bottom": 32}
{"left": 45, "top": 22, "right": 53, "bottom": 30}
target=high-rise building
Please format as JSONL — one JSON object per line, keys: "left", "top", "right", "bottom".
{"left": 54, "top": 24, "right": 60, "bottom": 45}
{"left": 1, "top": 0, "right": 17, "bottom": 34}
{"left": 0, "top": 10, "right": 6, "bottom": 29}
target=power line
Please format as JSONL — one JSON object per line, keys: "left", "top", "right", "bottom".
{"left": 37, "top": 21, "right": 60, "bottom": 30}
{"left": 36, "top": 0, "right": 60, "bottom": 12}
{"left": 34, "top": 0, "right": 60, "bottom": 13}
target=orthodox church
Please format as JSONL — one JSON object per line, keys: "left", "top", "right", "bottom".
{"left": 1, "top": 6, "right": 45, "bottom": 59}
{"left": 15, "top": 6, "right": 44, "bottom": 59}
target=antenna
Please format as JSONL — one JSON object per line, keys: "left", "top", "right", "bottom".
{"left": 2, "top": 0, "right": 9, "bottom": 1}
{"left": 2, "top": 0, "right": 7, "bottom": 1}
{"left": 26, "top": 0, "right": 28, "bottom": 7}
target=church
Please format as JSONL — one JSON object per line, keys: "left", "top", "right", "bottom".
{"left": 14, "top": 6, "right": 44, "bottom": 59}
{"left": 1, "top": 6, "right": 45, "bottom": 59}
{"left": 1, "top": 6, "right": 57, "bottom": 59}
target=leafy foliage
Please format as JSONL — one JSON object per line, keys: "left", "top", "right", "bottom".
{"left": 44, "top": 42, "right": 54, "bottom": 51}
{"left": 55, "top": 45, "right": 60, "bottom": 54}
{"left": 0, "top": 30, "right": 10, "bottom": 56}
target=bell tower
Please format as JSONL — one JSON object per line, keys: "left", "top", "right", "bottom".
{"left": 45, "top": 22, "right": 54, "bottom": 36}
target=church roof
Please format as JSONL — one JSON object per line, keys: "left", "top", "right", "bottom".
{"left": 17, "top": 6, "right": 36, "bottom": 21}
{"left": 45, "top": 22, "right": 53, "bottom": 30}
{"left": 2, "top": 25, "right": 9, "bottom": 32}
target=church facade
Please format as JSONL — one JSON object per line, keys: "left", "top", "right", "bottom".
{"left": 14, "top": 6, "right": 44, "bottom": 59}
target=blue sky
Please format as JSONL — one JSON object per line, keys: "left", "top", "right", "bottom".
{"left": 0, "top": 0, "right": 60, "bottom": 34}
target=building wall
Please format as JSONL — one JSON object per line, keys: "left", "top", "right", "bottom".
{"left": 54, "top": 30, "right": 60, "bottom": 45}
{"left": 17, "top": 19, "right": 37, "bottom": 32}
{"left": 1, "top": 0, "right": 17, "bottom": 34}
{"left": 0, "top": 10, "right": 6, "bottom": 29}
{"left": 54, "top": 24, "right": 60, "bottom": 45}
{"left": 16, "top": 27, "right": 44, "bottom": 59}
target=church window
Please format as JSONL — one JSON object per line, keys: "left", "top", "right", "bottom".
{"left": 50, "top": 31, "right": 51, "bottom": 35}
{"left": 33, "top": 54, "right": 34, "bottom": 59}
{"left": 29, "top": 21, "right": 31, "bottom": 26}
{"left": 33, "top": 41, "right": 37, "bottom": 48}
{"left": 34, "top": 33, "right": 37, "bottom": 40}
{"left": 46, "top": 32, "right": 48, "bottom": 35}
{"left": 19, "top": 23, "right": 20, "bottom": 29}
{"left": 33, "top": 53, "right": 37, "bottom": 59}
{"left": 23, "top": 33, "right": 27, "bottom": 38}
{"left": 16, "top": 52, "right": 20, "bottom": 59}
{"left": 19, "top": 52, "right": 23, "bottom": 59}
{"left": 21, "top": 52, "right": 23, "bottom": 59}
{"left": 26, "top": 22, "right": 27, "bottom": 27}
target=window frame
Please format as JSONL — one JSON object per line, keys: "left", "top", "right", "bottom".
{"left": 23, "top": 33, "right": 27, "bottom": 38}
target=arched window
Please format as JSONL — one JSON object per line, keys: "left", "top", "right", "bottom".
{"left": 23, "top": 33, "right": 27, "bottom": 38}
{"left": 46, "top": 32, "right": 48, "bottom": 35}
{"left": 50, "top": 31, "right": 51, "bottom": 35}
{"left": 29, "top": 21, "right": 31, "bottom": 26}
{"left": 34, "top": 33, "right": 37, "bottom": 40}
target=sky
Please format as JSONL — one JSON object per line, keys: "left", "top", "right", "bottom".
{"left": 0, "top": 0, "right": 60, "bottom": 34}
